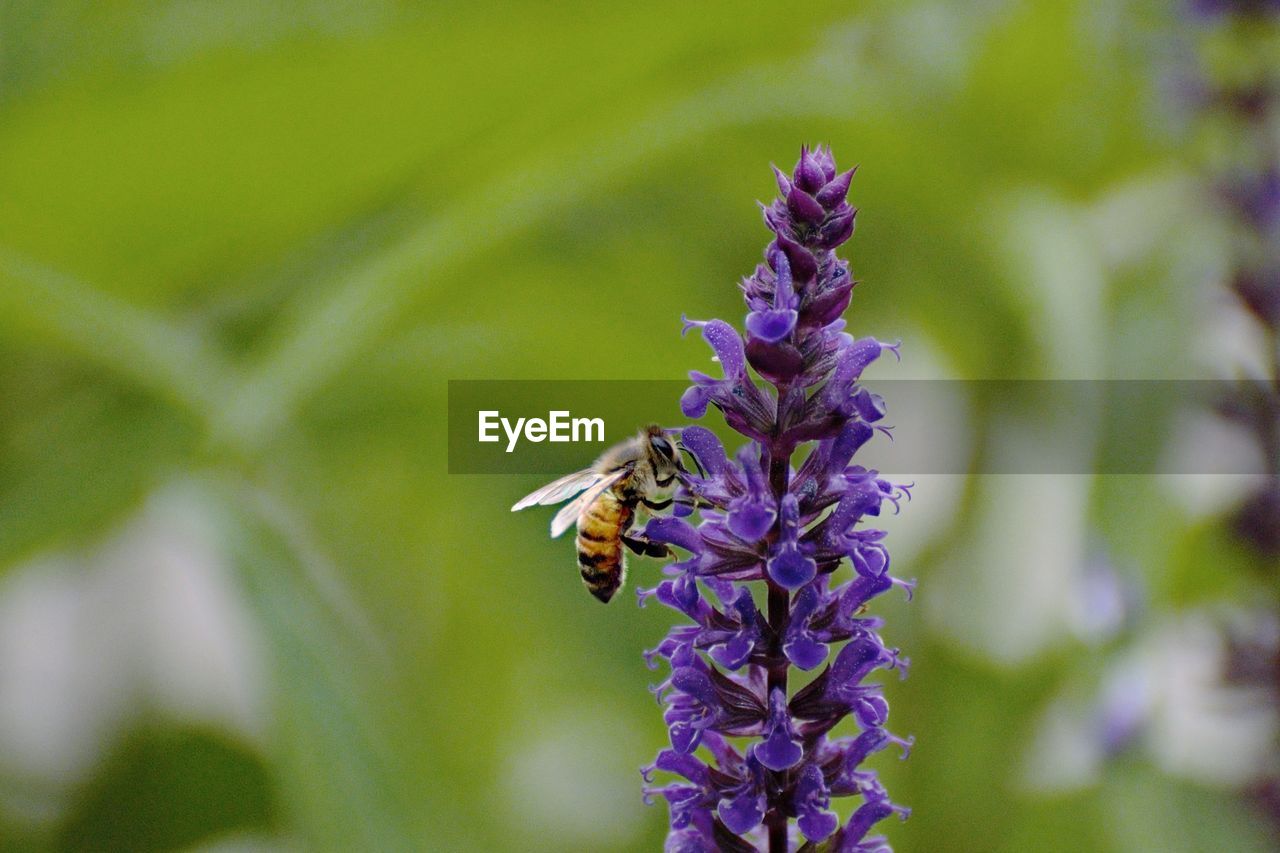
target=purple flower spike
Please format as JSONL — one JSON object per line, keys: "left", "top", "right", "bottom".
{"left": 643, "top": 148, "right": 912, "bottom": 851}
{"left": 1176, "top": 12, "right": 1280, "bottom": 836}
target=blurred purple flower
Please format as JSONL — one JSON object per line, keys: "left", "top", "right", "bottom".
{"left": 1189, "top": 5, "right": 1280, "bottom": 559}
{"left": 642, "top": 147, "right": 913, "bottom": 851}
{"left": 1190, "top": 0, "right": 1280, "bottom": 18}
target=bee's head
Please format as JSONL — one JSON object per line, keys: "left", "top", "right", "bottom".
{"left": 642, "top": 424, "right": 681, "bottom": 483}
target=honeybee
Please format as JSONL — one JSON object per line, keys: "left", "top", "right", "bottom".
{"left": 511, "top": 424, "right": 682, "bottom": 603}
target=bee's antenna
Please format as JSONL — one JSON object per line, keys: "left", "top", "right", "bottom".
{"left": 673, "top": 436, "right": 708, "bottom": 480}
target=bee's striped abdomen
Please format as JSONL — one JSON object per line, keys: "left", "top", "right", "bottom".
{"left": 575, "top": 492, "right": 632, "bottom": 603}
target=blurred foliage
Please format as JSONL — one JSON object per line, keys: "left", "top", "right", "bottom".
{"left": 0, "top": 1, "right": 1275, "bottom": 851}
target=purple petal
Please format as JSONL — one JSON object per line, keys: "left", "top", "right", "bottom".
{"left": 655, "top": 750, "right": 712, "bottom": 786}
{"left": 644, "top": 517, "right": 705, "bottom": 553}
{"left": 784, "top": 634, "right": 828, "bottom": 671}
{"left": 854, "top": 695, "right": 890, "bottom": 727}
{"left": 671, "top": 667, "right": 719, "bottom": 707}
{"left": 728, "top": 502, "right": 775, "bottom": 542}
{"left": 830, "top": 636, "right": 891, "bottom": 688}
{"left": 795, "top": 765, "right": 838, "bottom": 842}
{"left": 710, "top": 636, "right": 753, "bottom": 670}
{"left": 745, "top": 309, "right": 797, "bottom": 343}
{"left": 768, "top": 545, "right": 815, "bottom": 589}
{"left": 852, "top": 389, "right": 886, "bottom": 422}
{"left": 752, "top": 689, "right": 802, "bottom": 771}
{"left": 851, "top": 545, "right": 888, "bottom": 578}
{"left": 827, "top": 421, "right": 875, "bottom": 472}
{"left": 673, "top": 573, "right": 700, "bottom": 610}
{"left": 841, "top": 729, "right": 890, "bottom": 772}
{"left": 702, "top": 320, "right": 745, "bottom": 377}
{"left": 667, "top": 720, "right": 702, "bottom": 754}
{"left": 717, "top": 789, "right": 765, "bottom": 835}
{"left": 680, "top": 384, "right": 712, "bottom": 418}
{"left": 842, "top": 799, "right": 896, "bottom": 846}
{"left": 754, "top": 729, "right": 802, "bottom": 772}
{"left": 838, "top": 573, "right": 893, "bottom": 612}
{"left": 677, "top": 427, "right": 729, "bottom": 476}
{"left": 799, "top": 809, "right": 839, "bottom": 843}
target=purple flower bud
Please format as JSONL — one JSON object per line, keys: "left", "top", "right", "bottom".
{"left": 772, "top": 164, "right": 793, "bottom": 196}
{"left": 795, "top": 145, "right": 827, "bottom": 193}
{"left": 817, "top": 168, "right": 857, "bottom": 208}
{"left": 819, "top": 206, "right": 858, "bottom": 249}
{"left": 772, "top": 234, "right": 819, "bottom": 284}
{"left": 788, "top": 186, "right": 827, "bottom": 224}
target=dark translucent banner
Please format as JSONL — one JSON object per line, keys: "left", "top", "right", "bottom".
{"left": 447, "top": 379, "right": 1271, "bottom": 475}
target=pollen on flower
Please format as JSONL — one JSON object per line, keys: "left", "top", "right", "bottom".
{"left": 640, "top": 147, "right": 913, "bottom": 852}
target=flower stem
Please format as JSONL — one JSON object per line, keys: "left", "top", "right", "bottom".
{"left": 766, "top": 578, "right": 790, "bottom": 853}
{"left": 765, "top": 393, "right": 792, "bottom": 852}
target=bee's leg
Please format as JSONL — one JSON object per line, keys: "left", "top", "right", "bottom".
{"left": 622, "top": 534, "right": 670, "bottom": 559}
{"left": 671, "top": 496, "right": 716, "bottom": 510}
{"left": 640, "top": 491, "right": 721, "bottom": 512}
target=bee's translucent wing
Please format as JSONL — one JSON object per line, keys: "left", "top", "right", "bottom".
{"left": 511, "top": 468, "right": 601, "bottom": 512}
{"left": 550, "top": 468, "right": 627, "bottom": 538}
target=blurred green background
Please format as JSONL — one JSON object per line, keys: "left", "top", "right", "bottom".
{"left": 1, "top": 1, "right": 1277, "bottom": 851}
